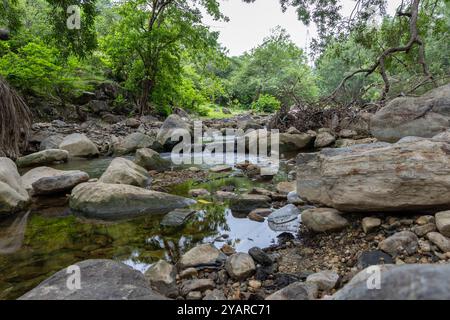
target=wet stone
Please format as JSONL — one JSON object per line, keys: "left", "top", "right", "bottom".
{"left": 161, "top": 209, "right": 196, "bottom": 227}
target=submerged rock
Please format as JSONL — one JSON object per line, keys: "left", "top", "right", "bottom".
{"left": 0, "top": 158, "right": 29, "bottom": 214}
{"left": 333, "top": 264, "right": 450, "bottom": 300}
{"left": 16, "top": 149, "right": 68, "bottom": 168}
{"left": 19, "top": 259, "right": 166, "bottom": 300}
{"left": 59, "top": 133, "right": 99, "bottom": 158}
{"left": 70, "top": 182, "right": 195, "bottom": 220}
{"left": 371, "top": 84, "right": 450, "bottom": 142}
{"left": 160, "top": 209, "right": 196, "bottom": 227}
{"left": 296, "top": 138, "right": 450, "bottom": 212}
{"left": 99, "top": 157, "right": 151, "bottom": 187}
{"left": 229, "top": 194, "right": 271, "bottom": 213}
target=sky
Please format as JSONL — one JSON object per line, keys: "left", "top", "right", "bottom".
{"left": 203, "top": 0, "right": 403, "bottom": 57}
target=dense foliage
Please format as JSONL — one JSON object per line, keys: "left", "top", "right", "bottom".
{"left": 0, "top": 0, "right": 448, "bottom": 118}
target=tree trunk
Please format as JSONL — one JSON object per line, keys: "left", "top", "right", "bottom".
{"left": 139, "top": 78, "right": 153, "bottom": 116}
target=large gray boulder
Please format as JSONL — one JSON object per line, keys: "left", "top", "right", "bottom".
{"left": 333, "top": 264, "right": 450, "bottom": 300}
{"left": 99, "top": 157, "right": 151, "bottom": 187}
{"left": 296, "top": 138, "right": 450, "bottom": 212}
{"left": 156, "top": 114, "right": 192, "bottom": 149}
{"left": 40, "top": 135, "right": 64, "bottom": 151}
{"left": 135, "top": 148, "right": 171, "bottom": 172}
{"left": 279, "top": 133, "right": 313, "bottom": 152}
{"left": 19, "top": 259, "right": 167, "bottom": 300}
{"left": 0, "top": 158, "right": 30, "bottom": 214}
{"left": 70, "top": 182, "right": 195, "bottom": 220}
{"left": 371, "top": 84, "right": 450, "bottom": 142}
{"left": 22, "top": 167, "right": 88, "bottom": 195}
{"left": 113, "top": 132, "right": 158, "bottom": 155}
{"left": 59, "top": 133, "right": 99, "bottom": 158}
{"left": 16, "top": 149, "right": 69, "bottom": 168}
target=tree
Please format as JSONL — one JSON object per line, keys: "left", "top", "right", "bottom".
{"left": 230, "top": 27, "right": 317, "bottom": 107}
{"left": 102, "top": 0, "right": 224, "bottom": 115}
{"left": 0, "top": 76, "right": 31, "bottom": 159}
{"left": 245, "top": 0, "right": 444, "bottom": 102}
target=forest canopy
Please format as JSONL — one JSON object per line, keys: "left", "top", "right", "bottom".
{"left": 0, "top": 0, "right": 448, "bottom": 118}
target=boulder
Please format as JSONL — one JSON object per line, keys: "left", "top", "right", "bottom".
{"left": 379, "top": 231, "right": 418, "bottom": 256}
{"left": 248, "top": 247, "right": 273, "bottom": 266}
{"left": 40, "top": 135, "right": 64, "bottom": 151}
{"left": 225, "top": 253, "right": 256, "bottom": 280}
{"left": 333, "top": 264, "right": 450, "bottom": 300}
{"left": 296, "top": 138, "right": 450, "bottom": 212}
{"left": 266, "top": 282, "right": 318, "bottom": 300}
{"left": 70, "top": 182, "right": 195, "bottom": 220}
{"left": 314, "top": 132, "right": 336, "bottom": 148}
{"left": 59, "top": 133, "right": 99, "bottom": 158}
{"left": 31, "top": 169, "right": 89, "bottom": 196}
{"left": 301, "top": 208, "right": 349, "bottom": 232}
{"left": 144, "top": 260, "right": 177, "bottom": 297}
{"left": 99, "top": 157, "right": 151, "bottom": 187}
{"left": 435, "top": 211, "right": 450, "bottom": 237}
{"left": 276, "top": 181, "right": 296, "bottom": 194}
{"left": 180, "top": 279, "right": 214, "bottom": 297}
{"left": 16, "top": 149, "right": 69, "bottom": 168}
{"left": 178, "top": 244, "right": 226, "bottom": 270}
{"left": 135, "top": 148, "right": 171, "bottom": 172}
{"left": 268, "top": 204, "right": 300, "bottom": 224}
{"left": 412, "top": 223, "right": 436, "bottom": 237}
{"left": 114, "top": 133, "right": 158, "bottom": 155}
{"left": 156, "top": 114, "right": 192, "bottom": 149}
{"left": 356, "top": 250, "right": 394, "bottom": 270}
{"left": 371, "top": 84, "right": 450, "bottom": 142}
{"left": 306, "top": 270, "right": 339, "bottom": 291}
{"left": 19, "top": 259, "right": 166, "bottom": 300}
{"left": 362, "top": 217, "right": 381, "bottom": 233}
{"left": 229, "top": 194, "right": 271, "bottom": 213}
{"left": 160, "top": 209, "right": 196, "bottom": 227}
{"left": 0, "top": 158, "right": 29, "bottom": 214}
{"left": 279, "top": 133, "right": 312, "bottom": 152}
{"left": 427, "top": 232, "right": 450, "bottom": 253}
{"left": 287, "top": 191, "right": 304, "bottom": 205}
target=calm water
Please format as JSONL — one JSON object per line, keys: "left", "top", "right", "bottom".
{"left": 0, "top": 154, "right": 298, "bottom": 299}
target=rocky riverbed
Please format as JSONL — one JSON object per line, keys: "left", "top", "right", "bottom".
{"left": 1, "top": 84, "right": 450, "bottom": 300}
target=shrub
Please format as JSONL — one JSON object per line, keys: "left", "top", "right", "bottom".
{"left": 251, "top": 94, "right": 281, "bottom": 113}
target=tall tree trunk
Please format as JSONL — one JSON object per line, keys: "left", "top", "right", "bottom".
{"left": 139, "top": 78, "right": 153, "bottom": 116}
{"left": 0, "top": 77, "right": 32, "bottom": 160}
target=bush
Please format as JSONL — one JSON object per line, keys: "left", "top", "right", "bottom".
{"left": 251, "top": 94, "right": 281, "bottom": 113}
